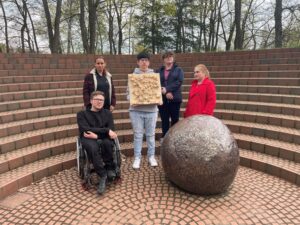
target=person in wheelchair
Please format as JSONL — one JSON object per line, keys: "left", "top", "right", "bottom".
{"left": 77, "top": 91, "right": 118, "bottom": 195}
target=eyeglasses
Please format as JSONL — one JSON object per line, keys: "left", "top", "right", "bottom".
{"left": 92, "top": 98, "right": 104, "bottom": 102}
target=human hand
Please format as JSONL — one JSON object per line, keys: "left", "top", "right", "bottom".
{"left": 84, "top": 131, "right": 98, "bottom": 139}
{"left": 108, "top": 130, "right": 117, "bottom": 139}
{"left": 161, "top": 87, "right": 167, "bottom": 94}
{"left": 110, "top": 105, "right": 115, "bottom": 112}
{"left": 166, "top": 92, "right": 173, "bottom": 100}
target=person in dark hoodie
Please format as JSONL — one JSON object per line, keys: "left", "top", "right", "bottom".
{"left": 83, "top": 57, "right": 116, "bottom": 111}
{"left": 127, "top": 52, "right": 159, "bottom": 169}
{"left": 77, "top": 91, "right": 118, "bottom": 195}
{"left": 157, "top": 51, "right": 184, "bottom": 139}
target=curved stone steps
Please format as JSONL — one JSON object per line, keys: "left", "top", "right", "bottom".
{"left": 1, "top": 84, "right": 300, "bottom": 103}
{"left": 239, "top": 149, "right": 300, "bottom": 185}
{"left": 1, "top": 70, "right": 300, "bottom": 86}
{"left": 224, "top": 120, "right": 300, "bottom": 145}
{"left": 2, "top": 79, "right": 300, "bottom": 95}
{"left": 0, "top": 151, "right": 75, "bottom": 199}
{"left": 116, "top": 84, "right": 300, "bottom": 95}
{"left": 0, "top": 68, "right": 88, "bottom": 77}
{"left": 214, "top": 109, "right": 300, "bottom": 129}
{"left": 0, "top": 114, "right": 77, "bottom": 137}
{"left": 0, "top": 88, "right": 82, "bottom": 102}
{"left": 1, "top": 140, "right": 299, "bottom": 200}
{"left": 1, "top": 119, "right": 299, "bottom": 165}
{"left": 1, "top": 109, "right": 300, "bottom": 145}
{"left": 2, "top": 53, "right": 300, "bottom": 68}
{"left": 2, "top": 108, "right": 300, "bottom": 139}
{"left": 1, "top": 91, "right": 299, "bottom": 112}
{"left": 0, "top": 137, "right": 75, "bottom": 174}
{"left": 0, "top": 103, "right": 80, "bottom": 121}
{"left": 0, "top": 80, "right": 81, "bottom": 93}
{"left": 234, "top": 133, "right": 299, "bottom": 162}
{"left": 0, "top": 74, "right": 85, "bottom": 84}
{"left": 1, "top": 63, "right": 300, "bottom": 78}
{"left": 1, "top": 99, "right": 299, "bottom": 125}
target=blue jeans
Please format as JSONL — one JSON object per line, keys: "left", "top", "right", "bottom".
{"left": 129, "top": 111, "right": 158, "bottom": 158}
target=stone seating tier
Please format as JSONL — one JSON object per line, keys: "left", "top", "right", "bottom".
{"left": 0, "top": 48, "right": 299, "bottom": 199}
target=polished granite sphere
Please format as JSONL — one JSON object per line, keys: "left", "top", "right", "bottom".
{"left": 161, "top": 115, "right": 239, "bottom": 195}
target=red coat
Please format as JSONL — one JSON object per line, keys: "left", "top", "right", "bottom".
{"left": 184, "top": 77, "right": 216, "bottom": 118}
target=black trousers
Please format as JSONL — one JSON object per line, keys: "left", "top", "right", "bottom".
{"left": 81, "top": 137, "right": 114, "bottom": 177}
{"left": 158, "top": 101, "right": 181, "bottom": 137}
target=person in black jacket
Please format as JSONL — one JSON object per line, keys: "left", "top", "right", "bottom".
{"left": 157, "top": 51, "right": 184, "bottom": 139}
{"left": 77, "top": 91, "right": 118, "bottom": 195}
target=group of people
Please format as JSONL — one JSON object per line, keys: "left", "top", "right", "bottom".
{"left": 76, "top": 51, "right": 216, "bottom": 195}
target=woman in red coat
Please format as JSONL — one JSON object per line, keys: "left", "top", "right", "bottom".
{"left": 184, "top": 64, "right": 216, "bottom": 118}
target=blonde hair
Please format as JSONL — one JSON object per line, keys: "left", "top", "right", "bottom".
{"left": 195, "top": 64, "right": 210, "bottom": 78}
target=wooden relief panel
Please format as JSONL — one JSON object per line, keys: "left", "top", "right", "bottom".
{"left": 128, "top": 73, "right": 162, "bottom": 105}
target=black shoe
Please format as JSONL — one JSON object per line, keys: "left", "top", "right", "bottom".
{"left": 97, "top": 175, "right": 107, "bottom": 195}
{"left": 107, "top": 170, "right": 116, "bottom": 181}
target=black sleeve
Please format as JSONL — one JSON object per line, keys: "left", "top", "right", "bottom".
{"left": 77, "top": 111, "right": 110, "bottom": 137}
{"left": 106, "top": 110, "right": 115, "bottom": 131}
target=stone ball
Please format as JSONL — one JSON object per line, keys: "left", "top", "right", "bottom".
{"left": 161, "top": 115, "right": 239, "bottom": 195}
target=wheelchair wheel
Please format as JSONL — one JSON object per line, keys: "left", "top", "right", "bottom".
{"left": 82, "top": 150, "right": 92, "bottom": 187}
{"left": 113, "top": 138, "right": 122, "bottom": 178}
{"left": 76, "top": 137, "right": 85, "bottom": 179}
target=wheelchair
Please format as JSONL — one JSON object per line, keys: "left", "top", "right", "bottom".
{"left": 76, "top": 137, "right": 122, "bottom": 189}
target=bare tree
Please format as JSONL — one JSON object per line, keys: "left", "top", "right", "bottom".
{"left": 79, "top": 0, "right": 102, "bottom": 54}
{"left": 274, "top": 0, "right": 282, "bottom": 47}
{"left": 0, "top": 0, "right": 9, "bottom": 52}
{"left": 234, "top": 0, "right": 242, "bottom": 49}
{"left": 42, "top": 0, "right": 62, "bottom": 53}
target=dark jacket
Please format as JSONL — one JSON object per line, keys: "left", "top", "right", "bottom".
{"left": 83, "top": 68, "right": 116, "bottom": 109}
{"left": 157, "top": 63, "right": 184, "bottom": 103}
{"left": 77, "top": 108, "right": 115, "bottom": 139}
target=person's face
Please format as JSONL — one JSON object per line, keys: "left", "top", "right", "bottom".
{"left": 90, "top": 94, "right": 105, "bottom": 111}
{"left": 95, "top": 58, "right": 106, "bottom": 73}
{"left": 163, "top": 56, "right": 174, "bottom": 66}
{"left": 137, "top": 58, "right": 150, "bottom": 71}
{"left": 194, "top": 68, "right": 206, "bottom": 81}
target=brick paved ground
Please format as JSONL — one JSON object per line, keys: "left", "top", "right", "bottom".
{"left": 0, "top": 156, "right": 299, "bottom": 225}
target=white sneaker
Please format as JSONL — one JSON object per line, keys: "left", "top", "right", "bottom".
{"left": 132, "top": 157, "right": 141, "bottom": 169}
{"left": 148, "top": 156, "right": 158, "bottom": 167}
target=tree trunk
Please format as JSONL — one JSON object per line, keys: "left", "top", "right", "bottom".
{"left": 80, "top": 0, "right": 89, "bottom": 53}
{"left": 53, "top": 0, "right": 62, "bottom": 53}
{"left": 42, "top": 0, "right": 54, "bottom": 52}
{"left": 275, "top": 0, "right": 282, "bottom": 48}
{"left": 25, "top": 0, "right": 39, "bottom": 53}
{"left": 67, "top": 0, "right": 73, "bottom": 54}
{"left": 88, "top": 0, "right": 98, "bottom": 54}
{"left": 42, "top": 0, "right": 61, "bottom": 53}
{"left": 0, "top": 0, "right": 9, "bottom": 53}
{"left": 113, "top": 0, "right": 124, "bottom": 54}
{"left": 234, "top": 0, "right": 242, "bottom": 49}
{"left": 151, "top": 0, "right": 156, "bottom": 54}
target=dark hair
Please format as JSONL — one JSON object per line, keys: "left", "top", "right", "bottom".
{"left": 94, "top": 57, "right": 108, "bottom": 76}
{"left": 137, "top": 52, "right": 150, "bottom": 60}
{"left": 162, "top": 51, "right": 175, "bottom": 59}
{"left": 90, "top": 91, "right": 105, "bottom": 100}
